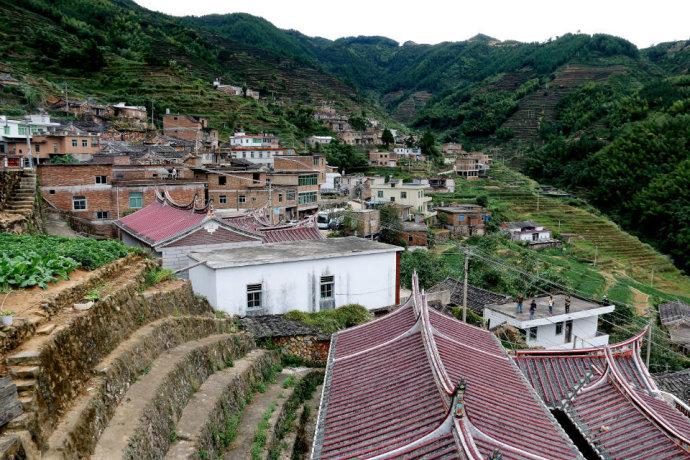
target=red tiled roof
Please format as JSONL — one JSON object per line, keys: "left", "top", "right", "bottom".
{"left": 224, "top": 212, "right": 324, "bottom": 244}
{"left": 115, "top": 191, "right": 208, "bottom": 245}
{"left": 313, "top": 274, "right": 579, "bottom": 459}
{"left": 164, "top": 225, "right": 258, "bottom": 247}
{"left": 515, "top": 334, "right": 690, "bottom": 459}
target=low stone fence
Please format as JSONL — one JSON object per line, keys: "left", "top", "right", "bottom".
{"left": 273, "top": 335, "right": 330, "bottom": 365}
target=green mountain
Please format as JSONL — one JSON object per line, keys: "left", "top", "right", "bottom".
{"left": 1, "top": 1, "right": 689, "bottom": 272}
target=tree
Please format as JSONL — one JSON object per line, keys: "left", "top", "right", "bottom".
{"left": 322, "top": 140, "right": 367, "bottom": 171}
{"left": 379, "top": 204, "right": 404, "bottom": 246}
{"left": 348, "top": 112, "right": 367, "bottom": 132}
{"left": 418, "top": 130, "right": 440, "bottom": 161}
{"left": 400, "top": 250, "right": 448, "bottom": 289}
{"left": 381, "top": 128, "right": 394, "bottom": 148}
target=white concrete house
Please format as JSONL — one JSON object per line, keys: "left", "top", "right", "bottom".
{"left": 503, "top": 221, "right": 552, "bottom": 243}
{"left": 393, "top": 147, "right": 422, "bottom": 158}
{"left": 228, "top": 132, "right": 279, "bottom": 148}
{"left": 188, "top": 237, "right": 403, "bottom": 316}
{"left": 483, "top": 294, "right": 614, "bottom": 349}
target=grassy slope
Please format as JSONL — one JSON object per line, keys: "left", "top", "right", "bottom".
{"left": 424, "top": 164, "right": 690, "bottom": 306}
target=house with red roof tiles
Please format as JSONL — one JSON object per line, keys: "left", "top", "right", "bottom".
{"left": 312, "top": 273, "right": 581, "bottom": 459}
{"left": 515, "top": 332, "right": 690, "bottom": 459}
{"left": 115, "top": 194, "right": 325, "bottom": 275}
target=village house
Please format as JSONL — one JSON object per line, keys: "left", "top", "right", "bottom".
{"left": 228, "top": 132, "right": 279, "bottom": 148}
{"left": 3, "top": 124, "right": 100, "bottom": 164}
{"left": 335, "top": 130, "right": 358, "bottom": 145}
{"left": 452, "top": 152, "right": 491, "bottom": 179}
{"left": 484, "top": 294, "right": 614, "bottom": 349}
{"left": 659, "top": 300, "right": 690, "bottom": 353}
{"left": 49, "top": 98, "right": 113, "bottom": 119}
{"left": 351, "top": 208, "right": 379, "bottom": 237}
{"left": 393, "top": 146, "right": 422, "bottom": 159}
{"left": 162, "top": 114, "right": 219, "bottom": 150}
{"left": 401, "top": 221, "right": 428, "bottom": 247}
{"left": 38, "top": 156, "right": 205, "bottom": 236}
{"left": 1, "top": 115, "right": 63, "bottom": 166}
{"left": 212, "top": 78, "right": 260, "bottom": 100}
{"left": 222, "top": 146, "right": 296, "bottom": 166}
{"left": 269, "top": 155, "right": 327, "bottom": 218}
{"left": 441, "top": 142, "right": 465, "bottom": 155}
{"left": 312, "top": 273, "right": 582, "bottom": 459}
{"left": 427, "top": 277, "right": 512, "bottom": 315}
{"left": 427, "top": 176, "right": 455, "bottom": 193}
{"left": 436, "top": 204, "right": 490, "bottom": 236}
{"left": 319, "top": 172, "right": 342, "bottom": 195}
{"left": 503, "top": 220, "right": 561, "bottom": 248}
{"left": 188, "top": 237, "right": 402, "bottom": 316}
{"left": 111, "top": 102, "right": 147, "bottom": 125}
{"left": 306, "top": 135, "right": 333, "bottom": 147}
{"left": 115, "top": 192, "right": 324, "bottom": 274}
{"left": 370, "top": 177, "right": 434, "bottom": 218}
{"left": 368, "top": 150, "right": 396, "bottom": 167}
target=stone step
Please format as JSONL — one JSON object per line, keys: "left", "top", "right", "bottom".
{"left": 222, "top": 370, "right": 310, "bottom": 459}
{"left": 13, "top": 379, "right": 36, "bottom": 393}
{"left": 19, "top": 395, "right": 34, "bottom": 412}
{"left": 92, "top": 334, "right": 253, "bottom": 460}
{"left": 45, "top": 316, "right": 242, "bottom": 460}
{"left": 5, "top": 413, "right": 29, "bottom": 431}
{"left": 165, "top": 349, "right": 280, "bottom": 459}
{"left": 9, "top": 366, "right": 39, "bottom": 379}
{"left": 6, "top": 350, "right": 40, "bottom": 366}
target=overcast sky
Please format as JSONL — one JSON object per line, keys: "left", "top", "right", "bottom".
{"left": 134, "top": 0, "right": 688, "bottom": 48}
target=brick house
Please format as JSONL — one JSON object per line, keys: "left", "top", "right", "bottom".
{"left": 162, "top": 114, "right": 219, "bottom": 150}
{"left": 3, "top": 125, "right": 100, "bottom": 163}
{"left": 453, "top": 152, "right": 491, "bottom": 179}
{"left": 38, "top": 157, "right": 205, "bottom": 236}
{"left": 436, "top": 204, "right": 490, "bottom": 236}
{"left": 270, "top": 156, "right": 327, "bottom": 218}
{"left": 368, "top": 150, "right": 396, "bottom": 167}
{"left": 401, "top": 221, "right": 429, "bottom": 247}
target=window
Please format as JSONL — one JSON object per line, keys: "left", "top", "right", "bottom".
{"left": 219, "top": 195, "right": 227, "bottom": 204}
{"left": 92, "top": 140, "right": 98, "bottom": 147}
{"left": 72, "top": 195, "right": 87, "bottom": 211}
{"left": 129, "top": 191, "right": 143, "bottom": 209}
{"left": 528, "top": 327, "right": 538, "bottom": 340}
{"left": 253, "top": 172, "right": 261, "bottom": 183}
{"left": 49, "top": 190, "right": 55, "bottom": 195}
{"left": 3, "top": 126, "right": 8, "bottom": 135}
{"left": 71, "top": 139, "right": 78, "bottom": 147}
{"left": 298, "top": 191, "right": 317, "bottom": 205}
{"left": 247, "top": 284, "right": 262, "bottom": 310}
{"left": 555, "top": 322, "right": 563, "bottom": 336}
{"left": 390, "top": 197, "right": 395, "bottom": 202}
{"left": 320, "top": 276, "right": 334, "bottom": 299}
{"left": 218, "top": 175, "right": 226, "bottom": 185}
{"left": 82, "top": 139, "right": 88, "bottom": 147}
{"left": 95, "top": 175, "right": 107, "bottom": 184}
{"left": 458, "top": 215, "right": 465, "bottom": 222}
{"left": 18, "top": 126, "right": 26, "bottom": 135}
{"left": 298, "top": 174, "right": 318, "bottom": 186}
{"left": 401, "top": 191, "right": 407, "bottom": 199}
{"left": 34, "top": 144, "right": 40, "bottom": 153}
{"left": 313, "top": 156, "right": 320, "bottom": 166}
{"left": 96, "top": 211, "right": 109, "bottom": 219}
{"left": 286, "top": 190, "right": 296, "bottom": 201}
{"left": 278, "top": 194, "right": 283, "bottom": 203}
{"left": 377, "top": 191, "right": 384, "bottom": 198}
{"left": 31, "top": 126, "right": 38, "bottom": 134}
{"left": 238, "top": 195, "right": 246, "bottom": 204}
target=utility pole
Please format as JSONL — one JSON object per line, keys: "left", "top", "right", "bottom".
{"left": 646, "top": 309, "right": 653, "bottom": 369}
{"left": 593, "top": 245, "right": 598, "bottom": 267}
{"left": 25, "top": 123, "right": 34, "bottom": 169}
{"left": 462, "top": 249, "right": 469, "bottom": 323}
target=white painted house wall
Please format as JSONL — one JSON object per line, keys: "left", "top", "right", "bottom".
{"left": 484, "top": 305, "right": 613, "bottom": 349}
{"left": 189, "top": 251, "right": 398, "bottom": 316}
{"left": 513, "top": 229, "right": 551, "bottom": 242}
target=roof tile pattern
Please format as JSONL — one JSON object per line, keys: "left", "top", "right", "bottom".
{"left": 313, "top": 274, "right": 579, "bottom": 459}
{"left": 165, "top": 225, "right": 257, "bottom": 247}
{"left": 116, "top": 192, "right": 207, "bottom": 244}
{"left": 516, "top": 335, "right": 690, "bottom": 459}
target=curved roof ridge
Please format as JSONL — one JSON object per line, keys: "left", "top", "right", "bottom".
{"left": 159, "top": 188, "right": 208, "bottom": 213}
{"left": 466, "top": 420, "right": 551, "bottom": 460}
{"left": 333, "top": 320, "right": 420, "bottom": 362}
{"left": 334, "top": 289, "right": 415, "bottom": 337}
{"left": 629, "top": 329, "right": 660, "bottom": 393}
{"left": 604, "top": 346, "right": 690, "bottom": 447}
{"left": 575, "top": 362, "right": 611, "bottom": 396}
{"left": 417, "top": 287, "right": 455, "bottom": 397}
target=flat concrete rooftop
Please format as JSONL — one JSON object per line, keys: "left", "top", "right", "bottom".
{"left": 189, "top": 236, "right": 402, "bottom": 269}
{"left": 486, "top": 294, "right": 609, "bottom": 321}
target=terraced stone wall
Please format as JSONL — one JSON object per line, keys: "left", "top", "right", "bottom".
{"left": 0, "top": 171, "right": 21, "bottom": 210}
{"left": 273, "top": 335, "right": 330, "bottom": 365}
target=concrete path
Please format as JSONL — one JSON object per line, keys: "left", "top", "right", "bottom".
{"left": 44, "top": 211, "right": 80, "bottom": 237}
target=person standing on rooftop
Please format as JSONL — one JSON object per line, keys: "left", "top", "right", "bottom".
{"left": 565, "top": 294, "right": 571, "bottom": 314}
{"left": 516, "top": 294, "right": 524, "bottom": 314}
{"left": 529, "top": 299, "right": 537, "bottom": 320}
{"left": 548, "top": 295, "right": 554, "bottom": 315}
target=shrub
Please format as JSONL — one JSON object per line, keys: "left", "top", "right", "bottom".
{"left": 284, "top": 304, "right": 371, "bottom": 334}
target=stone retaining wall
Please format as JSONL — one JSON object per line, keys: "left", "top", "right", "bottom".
{"left": 0, "top": 171, "right": 21, "bottom": 210}
{"left": 32, "top": 279, "right": 212, "bottom": 448}
{"left": 51, "top": 316, "right": 239, "bottom": 458}
{"left": 273, "top": 336, "right": 330, "bottom": 366}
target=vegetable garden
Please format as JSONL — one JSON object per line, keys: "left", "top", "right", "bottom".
{"left": 0, "top": 233, "right": 130, "bottom": 290}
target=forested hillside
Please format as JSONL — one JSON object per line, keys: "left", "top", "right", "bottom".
{"left": 1, "top": 1, "right": 689, "bottom": 272}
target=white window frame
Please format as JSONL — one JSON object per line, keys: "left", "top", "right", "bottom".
{"left": 72, "top": 195, "right": 87, "bottom": 211}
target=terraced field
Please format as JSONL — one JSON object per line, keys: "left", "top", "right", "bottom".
{"left": 432, "top": 164, "right": 690, "bottom": 305}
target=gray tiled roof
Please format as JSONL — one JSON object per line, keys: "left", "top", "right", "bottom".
{"left": 659, "top": 300, "right": 690, "bottom": 326}
{"left": 238, "top": 315, "right": 328, "bottom": 339}
{"left": 428, "top": 277, "right": 511, "bottom": 314}
{"left": 653, "top": 369, "right": 690, "bottom": 405}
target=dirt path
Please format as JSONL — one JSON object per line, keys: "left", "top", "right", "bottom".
{"left": 224, "top": 371, "right": 293, "bottom": 459}
{"left": 630, "top": 287, "right": 650, "bottom": 315}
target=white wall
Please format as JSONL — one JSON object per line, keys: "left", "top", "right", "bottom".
{"left": 190, "top": 251, "right": 398, "bottom": 316}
